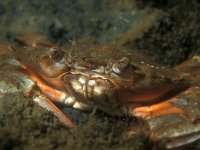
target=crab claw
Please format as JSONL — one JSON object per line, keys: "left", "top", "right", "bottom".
{"left": 125, "top": 87, "right": 200, "bottom": 149}
{"left": 18, "top": 63, "right": 75, "bottom": 129}
{"left": 131, "top": 98, "right": 186, "bottom": 119}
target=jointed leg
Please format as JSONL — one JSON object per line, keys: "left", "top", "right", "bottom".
{"left": 34, "top": 95, "right": 75, "bottom": 129}
{"left": 131, "top": 98, "right": 186, "bottom": 119}
{"left": 19, "top": 65, "right": 76, "bottom": 128}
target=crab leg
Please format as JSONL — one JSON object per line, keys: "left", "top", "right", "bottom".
{"left": 34, "top": 95, "right": 75, "bottom": 129}
{"left": 132, "top": 98, "right": 186, "bottom": 119}
{"left": 18, "top": 65, "right": 75, "bottom": 129}
{"left": 18, "top": 66, "right": 68, "bottom": 102}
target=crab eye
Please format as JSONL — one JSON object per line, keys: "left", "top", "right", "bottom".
{"left": 39, "top": 47, "right": 68, "bottom": 78}
{"left": 49, "top": 47, "right": 64, "bottom": 62}
{"left": 112, "top": 57, "right": 130, "bottom": 73}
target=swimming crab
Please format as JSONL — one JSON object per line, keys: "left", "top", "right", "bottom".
{"left": 1, "top": 34, "right": 200, "bottom": 148}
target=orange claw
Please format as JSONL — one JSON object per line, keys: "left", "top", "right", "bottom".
{"left": 18, "top": 65, "right": 67, "bottom": 103}
{"left": 18, "top": 65, "right": 75, "bottom": 129}
{"left": 132, "top": 98, "right": 186, "bottom": 119}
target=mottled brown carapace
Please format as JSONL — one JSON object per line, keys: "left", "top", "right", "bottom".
{"left": 8, "top": 35, "right": 200, "bottom": 146}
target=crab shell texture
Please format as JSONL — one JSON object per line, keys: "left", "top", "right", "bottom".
{"left": 7, "top": 34, "right": 200, "bottom": 148}
{"left": 14, "top": 35, "right": 191, "bottom": 115}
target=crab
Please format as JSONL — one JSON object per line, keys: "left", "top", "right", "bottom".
{"left": 1, "top": 34, "right": 200, "bottom": 148}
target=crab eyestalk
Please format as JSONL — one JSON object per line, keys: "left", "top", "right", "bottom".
{"left": 38, "top": 47, "right": 69, "bottom": 78}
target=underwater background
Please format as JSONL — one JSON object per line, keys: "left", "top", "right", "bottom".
{"left": 0, "top": 0, "right": 200, "bottom": 149}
